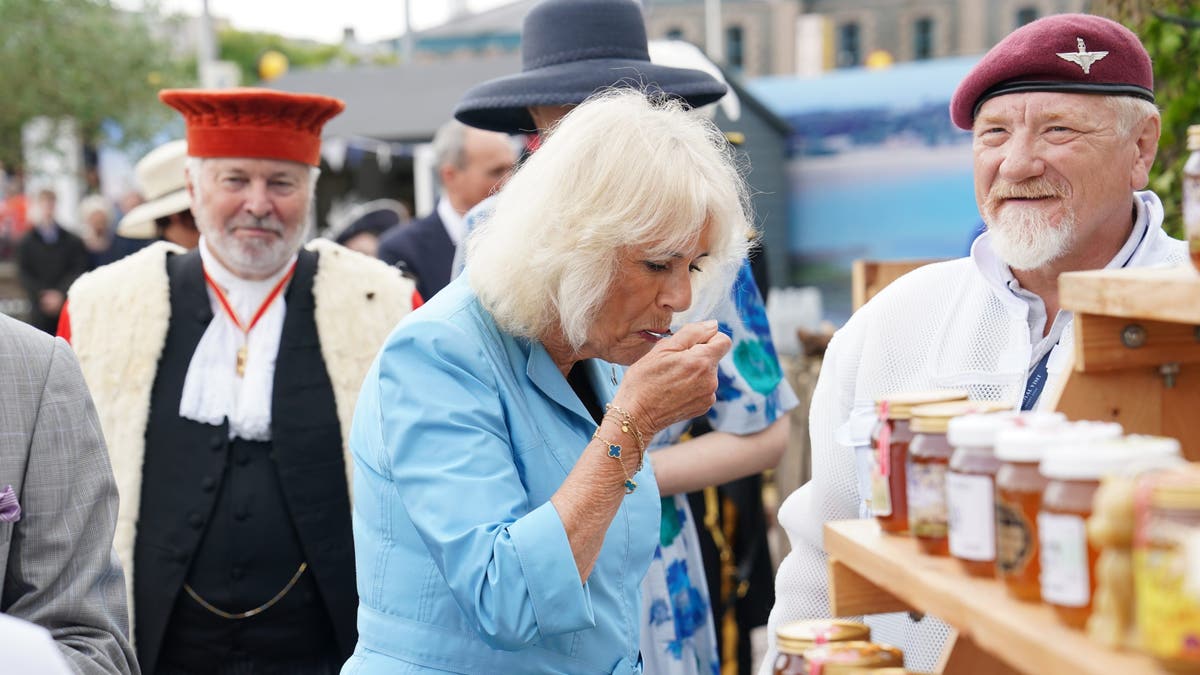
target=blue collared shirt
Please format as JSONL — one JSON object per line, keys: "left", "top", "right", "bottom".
{"left": 344, "top": 275, "right": 658, "bottom": 675}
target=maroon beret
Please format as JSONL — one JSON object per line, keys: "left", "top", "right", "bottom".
{"left": 950, "top": 13, "right": 1153, "bottom": 130}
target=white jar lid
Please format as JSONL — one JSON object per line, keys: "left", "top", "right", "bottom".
{"left": 948, "top": 410, "right": 1062, "bottom": 448}
{"left": 1037, "top": 426, "right": 1173, "bottom": 482}
{"left": 996, "top": 418, "right": 1117, "bottom": 463}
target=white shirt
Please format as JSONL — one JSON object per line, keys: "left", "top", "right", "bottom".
{"left": 178, "top": 238, "right": 297, "bottom": 440}
{"left": 437, "top": 196, "right": 467, "bottom": 247}
{"left": 763, "top": 191, "right": 1187, "bottom": 674}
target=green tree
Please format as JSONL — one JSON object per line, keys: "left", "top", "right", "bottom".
{"left": 0, "top": 0, "right": 192, "bottom": 168}
{"left": 216, "top": 28, "right": 357, "bottom": 85}
{"left": 1103, "top": 1, "right": 1200, "bottom": 239}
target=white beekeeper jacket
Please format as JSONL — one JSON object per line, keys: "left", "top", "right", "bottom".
{"left": 762, "top": 190, "right": 1187, "bottom": 673}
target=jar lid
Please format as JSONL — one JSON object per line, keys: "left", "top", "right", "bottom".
{"left": 775, "top": 620, "right": 870, "bottom": 654}
{"left": 910, "top": 400, "right": 1012, "bottom": 434}
{"left": 803, "top": 642, "right": 904, "bottom": 671}
{"left": 1150, "top": 464, "right": 1200, "bottom": 510}
{"left": 875, "top": 390, "right": 967, "bottom": 420}
{"left": 988, "top": 413, "right": 1075, "bottom": 458}
{"left": 1039, "top": 426, "right": 1154, "bottom": 481}
{"left": 949, "top": 410, "right": 1065, "bottom": 448}
{"left": 1103, "top": 435, "right": 1183, "bottom": 474}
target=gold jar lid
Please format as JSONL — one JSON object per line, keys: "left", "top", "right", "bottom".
{"left": 909, "top": 400, "right": 1012, "bottom": 434}
{"left": 775, "top": 620, "right": 870, "bottom": 654}
{"left": 875, "top": 390, "right": 967, "bottom": 420}
{"left": 803, "top": 641, "right": 904, "bottom": 672}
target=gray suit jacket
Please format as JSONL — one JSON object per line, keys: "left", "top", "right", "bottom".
{"left": 0, "top": 314, "right": 138, "bottom": 674}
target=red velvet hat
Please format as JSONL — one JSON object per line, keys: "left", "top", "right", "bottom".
{"left": 950, "top": 14, "right": 1153, "bottom": 130}
{"left": 158, "top": 88, "right": 345, "bottom": 166}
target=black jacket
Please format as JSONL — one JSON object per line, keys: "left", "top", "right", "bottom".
{"left": 377, "top": 210, "right": 455, "bottom": 301}
{"left": 16, "top": 225, "right": 88, "bottom": 333}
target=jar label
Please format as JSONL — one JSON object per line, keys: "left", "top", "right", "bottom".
{"left": 870, "top": 462, "right": 892, "bottom": 517}
{"left": 996, "top": 498, "right": 1034, "bottom": 575}
{"left": 908, "top": 461, "right": 948, "bottom": 537}
{"left": 947, "top": 472, "right": 995, "bottom": 561}
{"left": 1038, "top": 512, "right": 1089, "bottom": 607}
{"left": 1135, "top": 545, "right": 1200, "bottom": 661}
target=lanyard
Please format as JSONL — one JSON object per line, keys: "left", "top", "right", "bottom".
{"left": 1021, "top": 348, "right": 1054, "bottom": 411}
{"left": 203, "top": 261, "right": 297, "bottom": 377}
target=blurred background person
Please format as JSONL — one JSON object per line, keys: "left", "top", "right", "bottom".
{"left": 376, "top": 119, "right": 515, "bottom": 300}
{"left": 117, "top": 139, "right": 199, "bottom": 251}
{"left": 0, "top": 170, "right": 28, "bottom": 260}
{"left": 17, "top": 189, "right": 88, "bottom": 334}
{"left": 346, "top": 89, "right": 748, "bottom": 675}
{"left": 78, "top": 194, "right": 119, "bottom": 269}
{"left": 454, "top": 1, "right": 795, "bottom": 672}
{"left": 333, "top": 198, "right": 409, "bottom": 259}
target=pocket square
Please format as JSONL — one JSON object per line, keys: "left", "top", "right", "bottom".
{"left": 0, "top": 485, "right": 19, "bottom": 523}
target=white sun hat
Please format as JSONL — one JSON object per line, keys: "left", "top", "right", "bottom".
{"left": 117, "top": 139, "right": 191, "bottom": 238}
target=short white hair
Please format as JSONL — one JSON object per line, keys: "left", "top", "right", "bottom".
{"left": 467, "top": 88, "right": 753, "bottom": 350}
{"left": 78, "top": 194, "right": 112, "bottom": 222}
{"left": 1107, "top": 96, "right": 1159, "bottom": 139}
{"left": 431, "top": 119, "right": 470, "bottom": 170}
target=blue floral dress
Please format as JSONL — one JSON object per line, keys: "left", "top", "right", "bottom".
{"left": 639, "top": 261, "right": 799, "bottom": 675}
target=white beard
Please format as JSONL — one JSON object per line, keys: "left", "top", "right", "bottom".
{"left": 985, "top": 204, "right": 1074, "bottom": 271}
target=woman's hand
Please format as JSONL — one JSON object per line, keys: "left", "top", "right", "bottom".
{"left": 612, "top": 320, "right": 731, "bottom": 437}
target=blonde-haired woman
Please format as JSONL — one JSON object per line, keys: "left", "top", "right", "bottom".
{"left": 345, "top": 89, "right": 752, "bottom": 674}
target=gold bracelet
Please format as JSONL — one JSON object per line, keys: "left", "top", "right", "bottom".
{"left": 593, "top": 430, "right": 638, "bottom": 494}
{"left": 604, "top": 403, "right": 645, "bottom": 471}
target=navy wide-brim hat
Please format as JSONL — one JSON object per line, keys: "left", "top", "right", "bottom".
{"left": 455, "top": 0, "right": 728, "bottom": 134}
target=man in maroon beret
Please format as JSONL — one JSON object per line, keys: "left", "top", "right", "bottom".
{"left": 763, "top": 13, "right": 1187, "bottom": 672}
{"left": 58, "top": 88, "right": 418, "bottom": 674}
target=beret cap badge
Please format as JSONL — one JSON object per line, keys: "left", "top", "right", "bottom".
{"left": 1057, "top": 37, "right": 1108, "bottom": 74}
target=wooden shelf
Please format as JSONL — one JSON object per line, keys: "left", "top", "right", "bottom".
{"left": 825, "top": 519, "right": 1168, "bottom": 675}
{"left": 1049, "top": 264, "right": 1200, "bottom": 457}
{"left": 1059, "top": 265, "right": 1200, "bottom": 324}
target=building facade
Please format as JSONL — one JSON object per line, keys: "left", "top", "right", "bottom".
{"left": 642, "top": 0, "right": 1093, "bottom": 76}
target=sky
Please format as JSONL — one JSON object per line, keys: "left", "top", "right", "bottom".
{"left": 114, "top": 0, "right": 520, "bottom": 44}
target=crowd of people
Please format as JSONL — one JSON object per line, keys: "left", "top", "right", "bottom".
{"left": 0, "top": 1, "right": 1185, "bottom": 674}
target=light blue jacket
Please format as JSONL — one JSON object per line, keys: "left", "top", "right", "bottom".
{"left": 343, "top": 276, "right": 659, "bottom": 674}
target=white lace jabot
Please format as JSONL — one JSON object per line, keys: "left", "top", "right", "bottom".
{"left": 178, "top": 238, "right": 297, "bottom": 440}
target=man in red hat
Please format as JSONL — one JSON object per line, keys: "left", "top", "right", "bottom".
{"left": 764, "top": 13, "right": 1187, "bottom": 672}
{"left": 59, "top": 88, "right": 417, "bottom": 674}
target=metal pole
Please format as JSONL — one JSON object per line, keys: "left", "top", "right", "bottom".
{"left": 198, "top": 0, "right": 216, "bottom": 76}
{"left": 401, "top": 0, "right": 414, "bottom": 63}
{"left": 704, "top": 0, "right": 723, "bottom": 63}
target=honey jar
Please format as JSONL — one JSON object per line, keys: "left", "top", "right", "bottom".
{"left": 947, "top": 411, "right": 1062, "bottom": 579}
{"left": 1131, "top": 450, "right": 1200, "bottom": 670}
{"left": 908, "top": 401, "right": 1010, "bottom": 556}
{"left": 1038, "top": 424, "right": 1128, "bottom": 629}
{"left": 991, "top": 414, "right": 1072, "bottom": 599}
{"left": 870, "top": 391, "right": 967, "bottom": 534}
{"left": 802, "top": 641, "right": 904, "bottom": 675}
{"left": 773, "top": 620, "right": 871, "bottom": 675}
